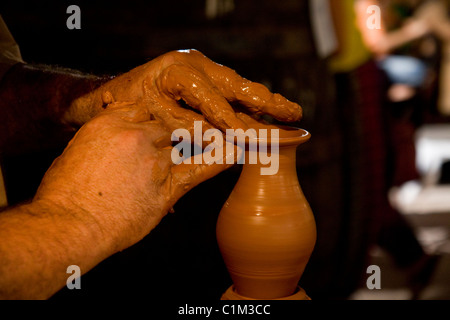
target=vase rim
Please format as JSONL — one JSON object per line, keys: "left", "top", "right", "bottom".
{"left": 226, "top": 125, "right": 311, "bottom": 147}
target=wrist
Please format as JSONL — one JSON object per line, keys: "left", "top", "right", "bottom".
{"left": 2, "top": 63, "right": 110, "bottom": 127}
{"left": 63, "top": 75, "right": 113, "bottom": 128}
{"left": 0, "top": 198, "right": 115, "bottom": 299}
{"left": 28, "top": 197, "right": 116, "bottom": 269}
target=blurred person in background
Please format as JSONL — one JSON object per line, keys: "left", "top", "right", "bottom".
{"left": 317, "top": 0, "right": 440, "bottom": 299}
{"left": 412, "top": 0, "right": 450, "bottom": 115}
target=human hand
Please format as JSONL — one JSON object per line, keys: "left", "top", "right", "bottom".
{"left": 69, "top": 49, "right": 302, "bottom": 135}
{"left": 49, "top": 49, "right": 303, "bottom": 253}
{"left": 415, "top": 1, "right": 450, "bottom": 42}
{"left": 414, "top": 0, "right": 448, "bottom": 25}
{"left": 34, "top": 104, "right": 237, "bottom": 253}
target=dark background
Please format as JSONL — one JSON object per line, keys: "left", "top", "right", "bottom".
{"left": 0, "top": 0, "right": 374, "bottom": 300}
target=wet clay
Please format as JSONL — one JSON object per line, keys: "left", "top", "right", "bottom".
{"left": 216, "top": 125, "right": 316, "bottom": 300}
{"left": 74, "top": 50, "right": 302, "bottom": 134}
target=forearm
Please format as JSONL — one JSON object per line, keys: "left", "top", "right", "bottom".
{"left": 0, "top": 199, "right": 113, "bottom": 299}
{"left": 380, "top": 26, "right": 425, "bottom": 53}
{"left": 414, "top": 0, "right": 450, "bottom": 42}
{"left": 0, "top": 63, "right": 109, "bottom": 156}
{"left": 355, "top": 0, "right": 429, "bottom": 56}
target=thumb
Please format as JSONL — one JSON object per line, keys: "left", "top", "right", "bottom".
{"left": 167, "top": 141, "right": 243, "bottom": 202}
{"left": 102, "top": 100, "right": 153, "bottom": 123}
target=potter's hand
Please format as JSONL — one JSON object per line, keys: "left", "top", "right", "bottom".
{"left": 34, "top": 105, "right": 235, "bottom": 253}
{"left": 70, "top": 50, "right": 302, "bottom": 134}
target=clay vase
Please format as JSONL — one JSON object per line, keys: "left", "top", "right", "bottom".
{"left": 216, "top": 126, "right": 316, "bottom": 300}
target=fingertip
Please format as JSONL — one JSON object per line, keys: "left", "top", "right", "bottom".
{"left": 270, "top": 94, "right": 303, "bottom": 122}
{"left": 217, "top": 113, "right": 249, "bottom": 132}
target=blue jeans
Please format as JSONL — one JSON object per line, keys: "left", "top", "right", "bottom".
{"left": 377, "top": 55, "right": 427, "bottom": 87}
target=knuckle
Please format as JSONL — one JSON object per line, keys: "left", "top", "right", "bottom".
{"left": 83, "top": 113, "right": 114, "bottom": 131}
{"left": 160, "top": 51, "right": 179, "bottom": 65}
{"left": 161, "top": 49, "right": 204, "bottom": 66}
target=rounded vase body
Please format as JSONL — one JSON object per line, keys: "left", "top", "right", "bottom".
{"left": 216, "top": 127, "right": 316, "bottom": 299}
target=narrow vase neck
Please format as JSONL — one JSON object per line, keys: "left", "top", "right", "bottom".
{"left": 233, "top": 126, "right": 309, "bottom": 183}
{"left": 237, "top": 145, "right": 298, "bottom": 196}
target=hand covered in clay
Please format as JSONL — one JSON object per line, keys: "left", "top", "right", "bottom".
{"left": 34, "top": 104, "right": 236, "bottom": 253}
{"left": 70, "top": 49, "right": 302, "bottom": 135}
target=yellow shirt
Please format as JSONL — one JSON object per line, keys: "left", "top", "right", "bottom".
{"left": 0, "top": 15, "right": 24, "bottom": 208}
{"left": 328, "top": 0, "right": 371, "bottom": 73}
